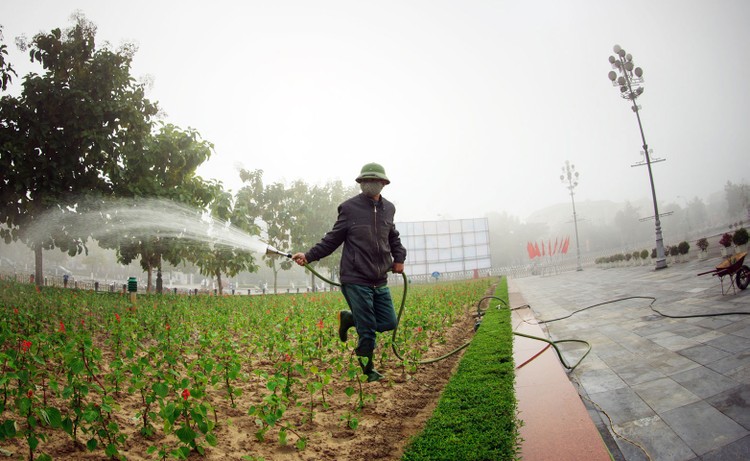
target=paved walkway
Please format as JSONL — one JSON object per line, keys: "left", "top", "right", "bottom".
{"left": 510, "top": 255, "right": 750, "bottom": 461}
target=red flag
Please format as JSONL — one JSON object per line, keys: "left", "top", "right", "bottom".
{"left": 527, "top": 242, "right": 535, "bottom": 259}
{"left": 553, "top": 237, "right": 559, "bottom": 255}
{"left": 562, "top": 236, "right": 570, "bottom": 254}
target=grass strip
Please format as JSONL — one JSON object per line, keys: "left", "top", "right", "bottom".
{"left": 402, "top": 277, "right": 519, "bottom": 461}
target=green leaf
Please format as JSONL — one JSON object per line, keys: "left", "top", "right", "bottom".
{"left": 152, "top": 382, "right": 169, "bottom": 398}
{"left": 296, "top": 437, "right": 307, "bottom": 450}
{"left": 70, "top": 358, "right": 85, "bottom": 374}
{"left": 18, "top": 397, "right": 31, "bottom": 415}
{"left": 1, "top": 420, "right": 17, "bottom": 439}
{"left": 105, "top": 443, "right": 118, "bottom": 456}
{"left": 86, "top": 437, "right": 97, "bottom": 451}
{"left": 175, "top": 425, "right": 196, "bottom": 444}
{"left": 46, "top": 407, "right": 62, "bottom": 428}
{"left": 28, "top": 434, "right": 39, "bottom": 451}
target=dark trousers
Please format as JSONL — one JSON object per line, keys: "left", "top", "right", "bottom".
{"left": 341, "top": 283, "right": 398, "bottom": 356}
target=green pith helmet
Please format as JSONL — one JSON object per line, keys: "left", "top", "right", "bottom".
{"left": 356, "top": 162, "right": 390, "bottom": 184}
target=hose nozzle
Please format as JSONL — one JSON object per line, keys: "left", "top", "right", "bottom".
{"left": 266, "top": 245, "right": 292, "bottom": 258}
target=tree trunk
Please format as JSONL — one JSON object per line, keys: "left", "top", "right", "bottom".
{"left": 34, "top": 245, "right": 43, "bottom": 287}
{"left": 216, "top": 270, "right": 223, "bottom": 295}
{"left": 146, "top": 266, "right": 153, "bottom": 293}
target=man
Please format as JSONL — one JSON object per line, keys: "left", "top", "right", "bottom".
{"left": 292, "top": 163, "right": 406, "bottom": 382}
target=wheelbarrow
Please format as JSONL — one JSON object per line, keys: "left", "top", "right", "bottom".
{"left": 697, "top": 251, "right": 750, "bottom": 295}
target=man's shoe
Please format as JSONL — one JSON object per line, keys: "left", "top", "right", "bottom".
{"left": 366, "top": 369, "right": 384, "bottom": 383}
{"left": 338, "top": 310, "right": 355, "bottom": 342}
{"left": 358, "top": 353, "right": 383, "bottom": 383}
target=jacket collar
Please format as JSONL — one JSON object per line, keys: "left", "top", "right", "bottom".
{"left": 359, "top": 193, "right": 384, "bottom": 207}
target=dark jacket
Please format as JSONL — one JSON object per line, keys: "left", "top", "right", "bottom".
{"left": 305, "top": 193, "right": 407, "bottom": 286}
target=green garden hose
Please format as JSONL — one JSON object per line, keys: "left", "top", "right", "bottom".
{"left": 514, "top": 295, "right": 750, "bottom": 372}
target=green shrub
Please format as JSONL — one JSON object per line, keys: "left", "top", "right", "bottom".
{"left": 678, "top": 241, "right": 690, "bottom": 255}
{"left": 733, "top": 228, "right": 749, "bottom": 246}
{"left": 696, "top": 238, "right": 708, "bottom": 252}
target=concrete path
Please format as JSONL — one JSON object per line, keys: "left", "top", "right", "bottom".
{"left": 510, "top": 255, "right": 750, "bottom": 461}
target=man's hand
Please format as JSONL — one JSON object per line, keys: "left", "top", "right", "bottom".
{"left": 292, "top": 253, "right": 308, "bottom": 266}
{"left": 392, "top": 262, "right": 404, "bottom": 274}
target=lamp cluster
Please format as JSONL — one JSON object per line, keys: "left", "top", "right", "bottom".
{"left": 608, "top": 44, "right": 644, "bottom": 103}
{"left": 560, "top": 161, "right": 579, "bottom": 191}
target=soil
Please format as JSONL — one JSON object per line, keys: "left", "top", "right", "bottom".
{"left": 2, "top": 297, "right": 484, "bottom": 461}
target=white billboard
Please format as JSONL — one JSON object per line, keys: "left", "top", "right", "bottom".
{"left": 395, "top": 218, "right": 491, "bottom": 277}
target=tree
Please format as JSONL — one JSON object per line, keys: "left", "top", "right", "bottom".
{"left": 256, "top": 178, "right": 295, "bottom": 293}
{"left": 685, "top": 196, "right": 708, "bottom": 234}
{"left": 0, "top": 14, "right": 158, "bottom": 286}
{"left": 614, "top": 202, "right": 644, "bottom": 248}
{"left": 724, "top": 181, "right": 750, "bottom": 222}
{"left": 235, "top": 169, "right": 291, "bottom": 292}
{"left": 0, "top": 25, "right": 17, "bottom": 91}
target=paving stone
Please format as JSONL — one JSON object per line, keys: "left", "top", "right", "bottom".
{"left": 612, "top": 415, "right": 696, "bottom": 461}
{"left": 727, "top": 365, "right": 750, "bottom": 383}
{"left": 646, "top": 350, "right": 701, "bottom": 376}
{"left": 700, "top": 434, "right": 750, "bottom": 461}
{"left": 615, "top": 360, "right": 667, "bottom": 386}
{"left": 677, "top": 344, "right": 731, "bottom": 366}
{"left": 706, "top": 384, "right": 750, "bottom": 430}
{"left": 576, "top": 368, "right": 628, "bottom": 394}
{"left": 587, "top": 387, "right": 654, "bottom": 426}
{"left": 671, "top": 366, "right": 739, "bottom": 400}
{"left": 661, "top": 400, "right": 748, "bottom": 456}
{"left": 650, "top": 334, "right": 701, "bottom": 352}
{"left": 706, "top": 351, "right": 750, "bottom": 374}
{"left": 632, "top": 377, "right": 700, "bottom": 413}
{"left": 705, "top": 333, "right": 750, "bottom": 354}
{"left": 731, "top": 326, "right": 750, "bottom": 339}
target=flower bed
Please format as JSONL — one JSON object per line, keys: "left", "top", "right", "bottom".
{"left": 0, "top": 278, "right": 503, "bottom": 460}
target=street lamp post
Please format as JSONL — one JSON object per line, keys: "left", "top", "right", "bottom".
{"left": 560, "top": 161, "right": 583, "bottom": 271}
{"left": 608, "top": 44, "right": 668, "bottom": 270}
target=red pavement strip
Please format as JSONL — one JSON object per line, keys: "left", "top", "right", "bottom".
{"left": 509, "top": 287, "right": 612, "bottom": 461}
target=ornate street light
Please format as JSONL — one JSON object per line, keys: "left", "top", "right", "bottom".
{"left": 560, "top": 161, "right": 583, "bottom": 271}
{"left": 608, "top": 44, "right": 668, "bottom": 270}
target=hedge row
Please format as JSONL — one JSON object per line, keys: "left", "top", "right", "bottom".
{"left": 402, "top": 277, "right": 519, "bottom": 460}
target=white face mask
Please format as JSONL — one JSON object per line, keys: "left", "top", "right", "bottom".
{"left": 360, "top": 181, "right": 384, "bottom": 197}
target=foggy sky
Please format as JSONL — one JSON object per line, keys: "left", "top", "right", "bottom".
{"left": 2, "top": 0, "right": 748, "bottom": 223}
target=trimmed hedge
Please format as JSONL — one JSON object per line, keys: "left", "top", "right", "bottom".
{"left": 402, "top": 277, "right": 519, "bottom": 460}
